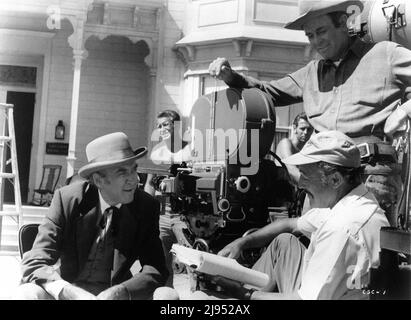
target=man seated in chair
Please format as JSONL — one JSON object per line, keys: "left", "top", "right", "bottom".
{"left": 156, "top": 131, "right": 390, "bottom": 300}
{"left": 14, "top": 132, "right": 168, "bottom": 300}
{"left": 276, "top": 112, "right": 313, "bottom": 185}
{"left": 145, "top": 109, "right": 191, "bottom": 288}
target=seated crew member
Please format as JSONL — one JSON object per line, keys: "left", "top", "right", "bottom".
{"left": 209, "top": 0, "right": 411, "bottom": 227}
{"left": 276, "top": 112, "right": 314, "bottom": 216}
{"left": 276, "top": 112, "right": 313, "bottom": 185}
{"left": 14, "top": 132, "right": 168, "bottom": 300}
{"left": 149, "top": 110, "right": 191, "bottom": 164}
{"left": 145, "top": 109, "right": 191, "bottom": 287}
{"left": 163, "top": 131, "right": 389, "bottom": 300}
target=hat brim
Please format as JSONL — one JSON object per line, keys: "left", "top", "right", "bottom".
{"left": 78, "top": 146, "right": 148, "bottom": 178}
{"left": 284, "top": 1, "right": 364, "bottom": 30}
{"left": 282, "top": 152, "right": 321, "bottom": 166}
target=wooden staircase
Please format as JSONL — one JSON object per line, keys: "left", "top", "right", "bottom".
{"left": 0, "top": 205, "right": 47, "bottom": 255}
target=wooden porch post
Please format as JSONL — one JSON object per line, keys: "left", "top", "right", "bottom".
{"left": 66, "top": 17, "right": 87, "bottom": 179}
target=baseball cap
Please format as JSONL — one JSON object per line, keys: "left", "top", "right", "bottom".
{"left": 282, "top": 130, "right": 361, "bottom": 168}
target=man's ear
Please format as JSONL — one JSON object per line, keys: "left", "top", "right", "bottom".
{"left": 339, "top": 14, "right": 349, "bottom": 31}
{"left": 329, "top": 171, "right": 344, "bottom": 189}
{"left": 91, "top": 172, "right": 103, "bottom": 188}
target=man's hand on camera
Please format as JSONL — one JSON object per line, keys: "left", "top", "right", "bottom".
{"left": 208, "top": 57, "right": 234, "bottom": 83}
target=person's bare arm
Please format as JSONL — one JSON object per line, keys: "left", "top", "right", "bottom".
{"left": 276, "top": 138, "right": 300, "bottom": 185}
{"left": 218, "top": 218, "right": 299, "bottom": 259}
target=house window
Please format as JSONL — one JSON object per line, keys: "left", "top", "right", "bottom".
{"left": 0, "top": 65, "right": 36, "bottom": 87}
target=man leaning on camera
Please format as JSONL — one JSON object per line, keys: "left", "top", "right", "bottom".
{"left": 209, "top": 0, "right": 411, "bottom": 227}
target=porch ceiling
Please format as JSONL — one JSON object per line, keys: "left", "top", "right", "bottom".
{"left": 0, "top": 0, "right": 93, "bottom": 17}
{"left": 176, "top": 25, "right": 308, "bottom": 47}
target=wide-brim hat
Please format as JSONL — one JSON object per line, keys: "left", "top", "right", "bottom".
{"left": 283, "top": 130, "right": 361, "bottom": 168}
{"left": 78, "top": 132, "right": 147, "bottom": 178}
{"left": 285, "top": 0, "right": 364, "bottom": 30}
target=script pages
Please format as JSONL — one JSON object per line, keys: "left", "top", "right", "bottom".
{"left": 171, "top": 244, "right": 269, "bottom": 288}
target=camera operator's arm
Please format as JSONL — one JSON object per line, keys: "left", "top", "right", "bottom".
{"left": 208, "top": 57, "right": 261, "bottom": 90}
{"left": 218, "top": 218, "right": 299, "bottom": 259}
{"left": 208, "top": 57, "right": 235, "bottom": 83}
{"left": 208, "top": 57, "right": 305, "bottom": 107}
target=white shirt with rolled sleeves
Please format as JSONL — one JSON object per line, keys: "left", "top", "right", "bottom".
{"left": 296, "top": 184, "right": 389, "bottom": 300}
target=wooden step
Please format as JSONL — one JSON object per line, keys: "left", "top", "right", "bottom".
{"left": 0, "top": 246, "right": 19, "bottom": 256}
{"left": 0, "top": 205, "right": 47, "bottom": 254}
{"left": 0, "top": 211, "right": 21, "bottom": 217}
{"left": 0, "top": 103, "right": 13, "bottom": 109}
{"left": 1, "top": 216, "right": 44, "bottom": 248}
{"left": 0, "top": 136, "right": 12, "bottom": 142}
{"left": 3, "top": 204, "right": 48, "bottom": 218}
{"left": 0, "top": 173, "right": 16, "bottom": 179}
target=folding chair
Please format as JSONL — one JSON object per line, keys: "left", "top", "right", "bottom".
{"left": 18, "top": 223, "right": 39, "bottom": 258}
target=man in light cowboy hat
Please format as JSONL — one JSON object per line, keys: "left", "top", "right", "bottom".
{"left": 209, "top": 0, "right": 411, "bottom": 227}
{"left": 188, "top": 131, "right": 389, "bottom": 300}
{"left": 14, "top": 132, "right": 168, "bottom": 300}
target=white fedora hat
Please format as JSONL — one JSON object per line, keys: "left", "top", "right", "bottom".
{"left": 284, "top": 0, "right": 364, "bottom": 30}
{"left": 78, "top": 132, "right": 147, "bottom": 178}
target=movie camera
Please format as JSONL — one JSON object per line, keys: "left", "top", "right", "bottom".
{"left": 144, "top": 88, "right": 296, "bottom": 264}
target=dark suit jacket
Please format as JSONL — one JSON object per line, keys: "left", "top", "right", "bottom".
{"left": 21, "top": 181, "right": 168, "bottom": 299}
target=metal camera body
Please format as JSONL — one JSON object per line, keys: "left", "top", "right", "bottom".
{"left": 159, "top": 176, "right": 177, "bottom": 194}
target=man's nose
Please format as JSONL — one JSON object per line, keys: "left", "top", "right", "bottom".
{"left": 311, "top": 35, "right": 324, "bottom": 48}
{"left": 309, "top": 35, "right": 318, "bottom": 46}
{"left": 126, "top": 171, "right": 139, "bottom": 184}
